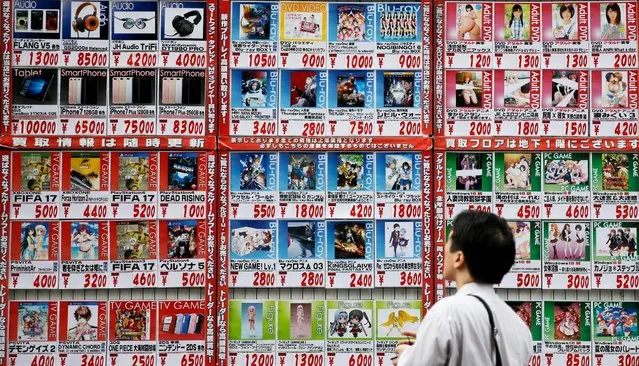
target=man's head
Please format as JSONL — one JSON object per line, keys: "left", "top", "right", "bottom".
{"left": 443, "top": 210, "right": 515, "bottom": 285}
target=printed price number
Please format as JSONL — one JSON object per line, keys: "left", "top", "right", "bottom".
{"left": 468, "top": 205, "right": 491, "bottom": 213}
{"left": 516, "top": 273, "right": 540, "bottom": 288}
{"left": 565, "top": 54, "right": 588, "bottom": 68}
{"left": 350, "top": 204, "right": 373, "bottom": 218}
{"left": 566, "top": 354, "right": 590, "bottom": 366}
{"left": 618, "top": 355, "right": 639, "bottom": 366}
{"left": 175, "top": 53, "right": 206, "bottom": 68}
{"left": 616, "top": 274, "right": 639, "bottom": 289}
{"left": 529, "top": 355, "right": 541, "bottom": 366}
{"left": 564, "top": 122, "right": 588, "bottom": 136}
{"left": 614, "top": 122, "right": 638, "bottom": 136}
{"left": 132, "top": 355, "right": 155, "bottom": 366}
{"left": 181, "top": 354, "right": 204, "bottom": 366}
{"left": 182, "top": 272, "right": 205, "bottom": 287}
{"left": 394, "top": 204, "right": 421, "bottom": 219}
{"left": 295, "top": 354, "right": 323, "bottom": 366}
{"left": 301, "top": 272, "right": 324, "bottom": 287}
{"left": 517, "top": 205, "right": 540, "bottom": 219}
{"left": 400, "top": 272, "right": 422, "bottom": 286}
{"left": 248, "top": 53, "right": 277, "bottom": 68}
{"left": 616, "top": 205, "right": 639, "bottom": 219}
{"left": 399, "top": 121, "right": 422, "bottom": 136}
{"left": 566, "top": 274, "right": 590, "bottom": 289}
{"left": 30, "top": 355, "right": 55, "bottom": 366}
{"left": 348, "top": 354, "right": 373, "bottom": 366}
{"left": 295, "top": 204, "right": 324, "bottom": 219}
{"left": 350, "top": 121, "right": 374, "bottom": 135}
{"left": 399, "top": 54, "right": 421, "bottom": 69}
{"left": 253, "top": 272, "right": 276, "bottom": 286}
{"left": 28, "top": 51, "right": 59, "bottom": 66}
{"left": 565, "top": 205, "right": 589, "bottom": 219}
{"left": 84, "top": 205, "right": 108, "bottom": 218}
{"left": 127, "top": 52, "right": 158, "bottom": 67}
{"left": 83, "top": 273, "right": 108, "bottom": 288}
{"left": 244, "top": 354, "right": 274, "bottom": 366}
{"left": 75, "top": 120, "right": 106, "bottom": 135}
{"left": 133, "top": 204, "right": 157, "bottom": 219}
{"left": 81, "top": 354, "right": 105, "bottom": 366}
{"left": 13, "top": 120, "right": 57, "bottom": 135}
{"left": 469, "top": 121, "right": 492, "bottom": 136}
{"left": 253, "top": 121, "right": 276, "bottom": 135}
{"left": 346, "top": 54, "right": 373, "bottom": 69}
{"left": 77, "top": 52, "right": 108, "bottom": 67}
{"left": 302, "top": 122, "right": 325, "bottom": 137}
{"left": 614, "top": 53, "right": 638, "bottom": 68}
{"left": 517, "top": 121, "right": 539, "bottom": 136}
{"left": 133, "top": 272, "right": 157, "bottom": 287}
{"left": 35, "top": 205, "right": 58, "bottom": 219}
{"left": 172, "top": 120, "right": 205, "bottom": 135}
{"left": 469, "top": 54, "right": 491, "bottom": 68}
{"left": 302, "top": 54, "right": 325, "bottom": 68}
{"left": 349, "top": 273, "right": 373, "bottom": 288}
{"left": 518, "top": 54, "right": 540, "bottom": 69}
{"left": 124, "top": 119, "right": 156, "bottom": 134}
{"left": 183, "top": 204, "right": 205, "bottom": 218}
{"left": 253, "top": 204, "right": 276, "bottom": 219}
{"left": 33, "top": 274, "right": 57, "bottom": 289}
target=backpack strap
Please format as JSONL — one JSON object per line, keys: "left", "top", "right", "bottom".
{"left": 468, "top": 294, "right": 503, "bottom": 366}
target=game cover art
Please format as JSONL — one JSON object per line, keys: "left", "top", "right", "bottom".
{"left": 70, "top": 222, "right": 99, "bottom": 260}
{"left": 64, "top": 303, "right": 99, "bottom": 341}
{"left": 158, "top": 301, "right": 205, "bottom": 340}
{"left": 168, "top": 153, "right": 198, "bottom": 191}
{"left": 333, "top": 5, "right": 369, "bottom": 42}
{"left": 508, "top": 221, "right": 542, "bottom": 262}
{"left": 279, "top": 2, "right": 327, "bottom": 42}
{"left": 230, "top": 220, "right": 276, "bottom": 260}
{"left": 20, "top": 153, "right": 52, "bottom": 191}
{"left": 115, "top": 221, "right": 152, "bottom": 260}
{"left": 332, "top": 154, "right": 369, "bottom": 191}
{"left": 595, "top": 303, "right": 638, "bottom": 338}
{"left": 327, "top": 221, "right": 372, "bottom": 261}
{"left": 543, "top": 154, "right": 589, "bottom": 190}
{"left": 544, "top": 302, "right": 591, "bottom": 344}
{"left": 167, "top": 220, "right": 198, "bottom": 259}
{"left": 446, "top": 153, "right": 492, "bottom": 192}
{"left": 117, "top": 152, "right": 149, "bottom": 191}
{"left": 381, "top": 72, "right": 415, "bottom": 108}
{"left": 280, "top": 153, "right": 319, "bottom": 191}
{"left": 238, "top": 71, "right": 267, "bottom": 108}
{"left": 594, "top": 153, "right": 637, "bottom": 192}
{"left": 114, "top": 308, "right": 150, "bottom": 341}
{"left": 594, "top": 222, "right": 638, "bottom": 260}
{"left": 70, "top": 153, "right": 101, "bottom": 191}
{"left": 495, "top": 153, "right": 540, "bottom": 191}
{"left": 16, "top": 302, "right": 50, "bottom": 341}
{"left": 17, "top": 222, "right": 51, "bottom": 261}
{"left": 544, "top": 222, "right": 590, "bottom": 261}
{"left": 507, "top": 301, "right": 542, "bottom": 353}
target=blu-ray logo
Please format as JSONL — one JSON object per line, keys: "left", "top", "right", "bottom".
{"left": 414, "top": 72, "right": 422, "bottom": 107}
{"left": 316, "top": 222, "right": 325, "bottom": 257}
{"left": 364, "top": 154, "right": 374, "bottom": 189}
{"left": 15, "top": 1, "right": 37, "bottom": 9}
{"left": 365, "top": 222, "right": 373, "bottom": 256}
{"left": 268, "top": 71, "right": 278, "bottom": 108}
{"left": 413, "top": 154, "right": 422, "bottom": 188}
{"left": 268, "top": 154, "right": 277, "bottom": 189}
{"left": 113, "top": 2, "right": 134, "bottom": 11}
{"left": 162, "top": 2, "right": 184, "bottom": 8}
{"left": 365, "top": 5, "right": 375, "bottom": 40}
{"left": 270, "top": 5, "right": 278, "bottom": 40}
{"left": 316, "top": 155, "right": 326, "bottom": 189}
{"left": 317, "top": 72, "right": 328, "bottom": 107}
{"left": 365, "top": 72, "right": 374, "bottom": 108}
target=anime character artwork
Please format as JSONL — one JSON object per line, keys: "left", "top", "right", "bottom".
{"left": 329, "top": 309, "right": 371, "bottom": 338}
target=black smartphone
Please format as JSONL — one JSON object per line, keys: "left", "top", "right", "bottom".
{"left": 85, "top": 78, "right": 99, "bottom": 104}
{"left": 138, "top": 77, "right": 155, "bottom": 104}
{"left": 15, "top": 11, "right": 28, "bottom": 31}
{"left": 45, "top": 10, "right": 58, "bottom": 31}
{"left": 188, "top": 77, "right": 204, "bottom": 105}
{"left": 30, "top": 10, "right": 43, "bottom": 30}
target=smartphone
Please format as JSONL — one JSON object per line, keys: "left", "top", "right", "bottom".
{"left": 84, "top": 78, "right": 98, "bottom": 104}
{"left": 45, "top": 10, "right": 58, "bottom": 31}
{"left": 138, "top": 77, "right": 154, "bottom": 104}
{"left": 15, "top": 11, "right": 28, "bottom": 31}
{"left": 30, "top": 10, "right": 43, "bottom": 30}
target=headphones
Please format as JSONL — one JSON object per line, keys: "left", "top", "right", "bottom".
{"left": 72, "top": 2, "right": 99, "bottom": 36}
{"left": 171, "top": 10, "right": 202, "bottom": 37}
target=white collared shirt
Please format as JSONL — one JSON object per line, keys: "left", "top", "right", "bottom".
{"left": 398, "top": 282, "right": 533, "bottom": 366}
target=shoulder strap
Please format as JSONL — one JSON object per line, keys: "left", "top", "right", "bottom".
{"left": 468, "top": 294, "right": 502, "bottom": 366}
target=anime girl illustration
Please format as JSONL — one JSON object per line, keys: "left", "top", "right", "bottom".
{"left": 379, "top": 310, "right": 419, "bottom": 337}
{"left": 21, "top": 224, "right": 37, "bottom": 260}
{"left": 348, "top": 309, "right": 372, "bottom": 338}
{"left": 329, "top": 310, "right": 349, "bottom": 337}
{"left": 556, "top": 305, "right": 580, "bottom": 339}
{"left": 247, "top": 305, "right": 256, "bottom": 337}
{"left": 399, "top": 162, "right": 412, "bottom": 190}
{"left": 560, "top": 223, "right": 572, "bottom": 259}
{"left": 574, "top": 224, "right": 585, "bottom": 259}
{"left": 72, "top": 223, "right": 97, "bottom": 260}
{"left": 549, "top": 223, "right": 560, "bottom": 260}
{"left": 389, "top": 223, "right": 401, "bottom": 258}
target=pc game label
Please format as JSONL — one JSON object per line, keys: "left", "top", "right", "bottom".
{"left": 592, "top": 221, "right": 639, "bottom": 289}
{"left": 506, "top": 300, "right": 543, "bottom": 361}
{"left": 543, "top": 301, "right": 592, "bottom": 366}
{"left": 543, "top": 221, "right": 591, "bottom": 290}
{"left": 494, "top": 152, "right": 542, "bottom": 220}
{"left": 542, "top": 152, "right": 591, "bottom": 219}
{"left": 592, "top": 301, "right": 639, "bottom": 365}
{"left": 591, "top": 153, "right": 639, "bottom": 220}
{"left": 499, "top": 220, "right": 542, "bottom": 289}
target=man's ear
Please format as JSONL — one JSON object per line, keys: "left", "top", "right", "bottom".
{"left": 453, "top": 250, "right": 465, "bottom": 270}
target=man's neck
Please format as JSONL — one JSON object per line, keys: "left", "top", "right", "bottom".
{"left": 452, "top": 271, "right": 475, "bottom": 289}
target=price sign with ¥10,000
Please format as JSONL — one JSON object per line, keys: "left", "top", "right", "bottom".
{"left": 60, "top": 221, "right": 109, "bottom": 290}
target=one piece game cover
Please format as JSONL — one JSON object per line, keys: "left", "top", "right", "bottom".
{"left": 443, "top": 70, "right": 493, "bottom": 135}
{"left": 230, "top": 70, "right": 278, "bottom": 136}
{"left": 493, "top": 153, "right": 542, "bottom": 219}
{"left": 10, "top": 221, "right": 60, "bottom": 290}
{"left": 159, "top": 152, "right": 207, "bottom": 220}
{"left": 445, "top": 152, "right": 493, "bottom": 217}
{"left": 279, "top": 2, "right": 328, "bottom": 69}
{"left": 158, "top": 220, "right": 206, "bottom": 288}
{"left": 328, "top": 3, "right": 375, "bottom": 68}
{"left": 160, "top": 2, "right": 207, "bottom": 67}
{"left": 110, "top": 1, "right": 159, "bottom": 68}
{"left": 493, "top": 3, "right": 542, "bottom": 59}
{"left": 108, "top": 301, "right": 158, "bottom": 366}
{"left": 542, "top": 153, "right": 591, "bottom": 219}
{"left": 590, "top": 2, "right": 638, "bottom": 66}
{"left": 541, "top": 3, "right": 590, "bottom": 66}
{"left": 277, "top": 300, "right": 325, "bottom": 366}
{"left": 228, "top": 300, "right": 277, "bottom": 366}
{"left": 541, "top": 70, "right": 589, "bottom": 136}
{"left": 543, "top": 301, "right": 592, "bottom": 366}
{"left": 61, "top": 1, "right": 110, "bottom": 67}
{"left": 11, "top": 68, "right": 59, "bottom": 130}
{"left": 8, "top": 301, "right": 58, "bottom": 366}
{"left": 110, "top": 152, "right": 158, "bottom": 219}
{"left": 327, "top": 70, "right": 375, "bottom": 136}
{"left": 543, "top": 222, "right": 591, "bottom": 290}
{"left": 591, "top": 153, "right": 639, "bottom": 219}
{"left": 277, "top": 220, "right": 325, "bottom": 288}
{"left": 278, "top": 153, "right": 326, "bottom": 219}
{"left": 375, "top": 220, "right": 422, "bottom": 288}
{"left": 590, "top": 71, "right": 639, "bottom": 137}
{"left": 12, "top": 0, "right": 62, "bottom": 67}
{"left": 326, "top": 220, "right": 373, "bottom": 289}
{"left": 493, "top": 70, "right": 542, "bottom": 136}
{"left": 229, "top": 220, "right": 277, "bottom": 288}
{"left": 11, "top": 152, "right": 61, "bottom": 220}
{"left": 500, "top": 221, "right": 542, "bottom": 289}
{"left": 326, "top": 300, "right": 374, "bottom": 366}
{"left": 376, "top": 70, "right": 423, "bottom": 136}
{"left": 326, "top": 152, "right": 374, "bottom": 220}
{"left": 279, "top": 69, "right": 328, "bottom": 136}
{"left": 375, "top": 3, "right": 422, "bottom": 69}
{"left": 593, "top": 301, "right": 639, "bottom": 364}
{"left": 375, "top": 153, "right": 423, "bottom": 220}
{"left": 59, "top": 68, "right": 109, "bottom": 136}
{"left": 158, "top": 300, "right": 206, "bottom": 366}
{"left": 109, "top": 220, "right": 158, "bottom": 288}
{"left": 158, "top": 69, "right": 207, "bottom": 136}
{"left": 444, "top": 2, "right": 493, "bottom": 67}
{"left": 375, "top": 300, "right": 421, "bottom": 364}
{"left": 229, "top": 152, "right": 278, "bottom": 220}
{"left": 506, "top": 301, "right": 543, "bottom": 359}
{"left": 61, "top": 151, "right": 110, "bottom": 219}
{"left": 592, "top": 221, "right": 639, "bottom": 289}
{"left": 108, "top": 69, "right": 158, "bottom": 135}
{"left": 230, "top": 2, "right": 279, "bottom": 67}
{"left": 60, "top": 221, "right": 109, "bottom": 289}
{"left": 58, "top": 301, "right": 107, "bottom": 366}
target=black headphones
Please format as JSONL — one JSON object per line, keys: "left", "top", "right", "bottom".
{"left": 72, "top": 2, "right": 99, "bottom": 36}
{"left": 171, "top": 10, "right": 202, "bottom": 37}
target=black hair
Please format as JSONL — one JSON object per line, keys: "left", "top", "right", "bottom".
{"left": 606, "top": 3, "right": 622, "bottom": 25}
{"left": 559, "top": 4, "right": 575, "bottom": 19}
{"left": 575, "top": 224, "right": 582, "bottom": 230}
{"left": 466, "top": 5, "right": 473, "bottom": 12}
{"left": 520, "top": 83, "right": 530, "bottom": 94}
{"left": 509, "top": 4, "right": 525, "bottom": 29}
{"left": 450, "top": 210, "right": 515, "bottom": 284}
{"left": 394, "top": 224, "right": 400, "bottom": 229}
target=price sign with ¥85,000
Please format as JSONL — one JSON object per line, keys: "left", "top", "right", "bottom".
{"left": 10, "top": 221, "right": 60, "bottom": 290}
{"left": 109, "top": 300, "right": 158, "bottom": 366}
{"left": 109, "top": 220, "right": 158, "bottom": 289}
{"left": 9, "top": 301, "right": 59, "bottom": 366}
{"left": 60, "top": 221, "right": 109, "bottom": 290}
{"left": 61, "top": 1, "right": 110, "bottom": 67}
{"left": 159, "top": 152, "right": 207, "bottom": 220}
{"left": 277, "top": 300, "right": 326, "bottom": 366}
{"left": 158, "top": 300, "right": 206, "bottom": 366}
{"left": 158, "top": 220, "right": 206, "bottom": 288}
{"left": 58, "top": 301, "right": 108, "bottom": 366}
{"left": 11, "top": 151, "right": 61, "bottom": 220}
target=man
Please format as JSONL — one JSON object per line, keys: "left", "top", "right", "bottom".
{"left": 394, "top": 210, "right": 532, "bottom": 366}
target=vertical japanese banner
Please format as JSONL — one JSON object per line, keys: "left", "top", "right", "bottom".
{"left": 1, "top": 1, "right": 11, "bottom": 136}
{"left": 207, "top": 0, "right": 217, "bottom": 137}
{"left": 421, "top": 150, "right": 433, "bottom": 313}
{"left": 217, "top": 151, "right": 230, "bottom": 366}
{"left": 434, "top": 0, "right": 444, "bottom": 137}
{"left": 433, "top": 150, "right": 446, "bottom": 302}
{"left": 218, "top": 0, "right": 230, "bottom": 137}
{"left": 422, "top": 1, "right": 433, "bottom": 136}
{"left": 206, "top": 151, "right": 217, "bottom": 366}
{"left": 0, "top": 150, "right": 9, "bottom": 366}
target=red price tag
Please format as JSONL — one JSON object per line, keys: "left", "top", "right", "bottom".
{"left": 123, "top": 119, "right": 157, "bottom": 135}
{"left": 74, "top": 120, "right": 106, "bottom": 135}
{"left": 468, "top": 205, "right": 491, "bottom": 213}
{"left": 179, "top": 354, "right": 204, "bottom": 366}
{"left": 516, "top": 273, "right": 541, "bottom": 288}
{"left": 247, "top": 53, "right": 278, "bottom": 68}
{"left": 181, "top": 273, "right": 205, "bottom": 287}
{"left": 468, "top": 121, "right": 493, "bottom": 136}
{"left": 613, "top": 53, "right": 638, "bottom": 68}
{"left": 399, "top": 272, "right": 422, "bottom": 286}
{"left": 293, "top": 204, "right": 324, "bottom": 219}
{"left": 302, "top": 53, "right": 326, "bottom": 68}
{"left": 13, "top": 119, "right": 58, "bottom": 135}
{"left": 300, "top": 272, "right": 325, "bottom": 287}
{"left": 345, "top": 54, "right": 374, "bottom": 69}
{"left": 349, "top": 273, "right": 373, "bottom": 288}
{"left": 133, "top": 204, "right": 157, "bottom": 219}
{"left": 398, "top": 121, "right": 422, "bottom": 136}
{"left": 131, "top": 355, "right": 155, "bottom": 366}
{"left": 469, "top": 54, "right": 491, "bottom": 68}
{"left": 566, "top": 354, "right": 589, "bottom": 366}
{"left": 83, "top": 273, "right": 108, "bottom": 289}
{"left": 30, "top": 355, "right": 56, "bottom": 366}
{"left": 252, "top": 272, "right": 276, "bottom": 287}
{"left": 81, "top": 354, "right": 106, "bottom": 366}
{"left": 253, "top": 204, "right": 276, "bottom": 219}
{"left": 349, "top": 121, "right": 374, "bottom": 136}
{"left": 616, "top": 205, "right": 639, "bottom": 219}
{"left": 253, "top": 121, "right": 277, "bottom": 135}
{"left": 565, "top": 205, "right": 589, "bottom": 219}
{"left": 517, "top": 205, "right": 541, "bottom": 219}
{"left": 294, "top": 354, "right": 323, "bottom": 366}
{"left": 76, "top": 52, "right": 109, "bottom": 67}
{"left": 174, "top": 53, "right": 206, "bottom": 68}
{"left": 618, "top": 355, "right": 639, "bottom": 366}
{"left": 169, "top": 120, "right": 205, "bottom": 135}
{"left": 34, "top": 205, "right": 59, "bottom": 219}
{"left": 127, "top": 52, "right": 158, "bottom": 67}
{"left": 33, "top": 274, "right": 58, "bottom": 289}
{"left": 25, "top": 51, "right": 60, "bottom": 66}
{"left": 392, "top": 204, "right": 421, "bottom": 219}
{"left": 350, "top": 204, "right": 373, "bottom": 218}
{"left": 565, "top": 54, "right": 589, "bottom": 68}
{"left": 564, "top": 122, "right": 588, "bottom": 136}
{"left": 614, "top": 122, "right": 639, "bottom": 136}
{"left": 243, "top": 354, "right": 275, "bottom": 366}
{"left": 302, "top": 122, "right": 325, "bottom": 137}
{"left": 517, "top": 54, "right": 541, "bottom": 69}
{"left": 132, "top": 272, "right": 157, "bottom": 287}
{"left": 516, "top": 121, "right": 540, "bottom": 136}
{"left": 181, "top": 204, "right": 206, "bottom": 219}
{"left": 566, "top": 274, "right": 590, "bottom": 289}
{"left": 348, "top": 354, "right": 373, "bottom": 366}
{"left": 84, "top": 204, "right": 108, "bottom": 218}
{"left": 616, "top": 274, "right": 639, "bottom": 289}
{"left": 399, "top": 54, "right": 421, "bottom": 69}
